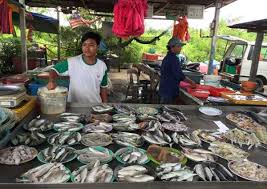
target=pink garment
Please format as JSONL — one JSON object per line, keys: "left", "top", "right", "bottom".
{"left": 113, "top": 0, "right": 147, "bottom": 38}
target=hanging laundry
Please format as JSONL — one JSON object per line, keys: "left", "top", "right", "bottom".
{"left": 0, "top": 0, "right": 14, "bottom": 34}
{"left": 112, "top": 0, "right": 147, "bottom": 38}
{"left": 172, "top": 16, "right": 190, "bottom": 42}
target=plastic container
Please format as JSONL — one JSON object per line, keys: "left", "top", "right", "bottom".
{"left": 183, "top": 71, "right": 203, "bottom": 84}
{"left": 37, "top": 86, "right": 68, "bottom": 114}
{"left": 203, "top": 75, "right": 222, "bottom": 87}
{"left": 28, "top": 82, "right": 45, "bottom": 96}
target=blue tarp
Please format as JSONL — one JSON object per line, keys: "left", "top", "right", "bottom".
{"left": 13, "top": 11, "right": 59, "bottom": 34}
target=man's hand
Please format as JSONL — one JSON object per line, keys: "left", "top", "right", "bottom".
{"left": 47, "top": 81, "right": 57, "bottom": 90}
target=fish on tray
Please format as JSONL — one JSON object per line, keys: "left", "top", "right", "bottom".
{"left": 0, "top": 145, "right": 38, "bottom": 165}
{"left": 172, "top": 131, "right": 201, "bottom": 147}
{"left": 222, "top": 128, "right": 261, "bottom": 149}
{"left": 112, "top": 132, "right": 142, "bottom": 147}
{"left": 147, "top": 144, "right": 186, "bottom": 164}
{"left": 181, "top": 147, "right": 215, "bottom": 162}
{"left": 115, "top": 147, "right": 149, "bottom": 164}
{"left": 18, "top": 163, "right": 70, "bottom": 183}
{"left": 113, "top": 104, "right": 136, "bottom": 114}
{"left": 91, "top": 105, "right": 113, "bottom": 113}
{"left": 75, "top": 147, "right": 113, "bottom": 164}
{"left": 59, "top": 113, "right": 82, "bottom": 122}
{"left": 40, "top": 146, "right": 76, "bottom": 163}
{"left": 161, "top": 122, "right": 188, "bottom": 132}
{"left": 117, "top": 165, "right": 154, "bottom": 182}
{"left": 81, "top": 133, "right": 113, "bottom": 147}
{"left": 53, "top": 122, "right": 83, "bottom": 132}
{"left": 139, "top": 120, "right": 161, "bottom": 132}
{"left": 112, "top": 113, "right": 136, "bottom": 123}
{"left": 156, "top": 163, "right": 195, "bottom": 181}
{"left": 11, "top": 131, "right": 46, "bottom": 146}
{"left": 142, "top": 128, "right": 172, "bottom": 145}
{"left": 83, "top": 122, "right": 112, "bottom": 133}
{"left": 208, "top": 141, "right": 249, "bottom": 161}
{"left": 25, "top": 117, "right": 53, "bottom": 132}
{"left": 72, "top": 160, "right": 113, "bottom": 183}
{"left": 48, "top": 132, "right": 81, "bottom": 145}
{"left": 194, "top": 162, "right": 236, "bottom": 181}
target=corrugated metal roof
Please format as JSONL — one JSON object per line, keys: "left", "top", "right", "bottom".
{"left": 229, "top": 19, "right": 267, "bottom": 32}
{"left": 24, "top": 0, "right": 236, "bottom": 14}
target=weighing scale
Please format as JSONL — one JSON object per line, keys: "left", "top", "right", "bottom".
{"left": 0, "top": 85, "right": 27, "bottom": 108}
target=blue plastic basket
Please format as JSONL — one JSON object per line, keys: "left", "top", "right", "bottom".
{"left": 28, "top": 82, "right": 45, "bottom": 96}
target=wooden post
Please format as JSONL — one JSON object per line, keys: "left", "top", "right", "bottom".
{"left": 57, "top": 7, "right": 61, "bottom": 60}
{"left": 249, "top": 32, "right": 264, "bottom": 81}
{"left": 19, "top": 0, "right": 28, "bottom": 72}
{"left": 208, "top": 0, "right": 222, "bottom": 75}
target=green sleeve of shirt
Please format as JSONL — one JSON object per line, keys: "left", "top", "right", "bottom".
{"left": 101, "top": 70, "right": 108, "bottom": 87}
{"left": 52, "top": 60, "right": 68, "bottom": 74}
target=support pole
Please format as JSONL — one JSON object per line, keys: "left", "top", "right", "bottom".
{"left": 208, "top": 0, "right": 222, "bottom": 75}
{"left": 249, "top": 32, "right": 264, "bottom": 81}
{"left": 57, "top": 7, "right": 61, "bottom": 60}
{"left": 19, "top": 0, "right": 28, "bottom": 72}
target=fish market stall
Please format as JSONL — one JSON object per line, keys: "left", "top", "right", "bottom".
{"left": 0, "top": 104, "right": 266, "bottom": 189}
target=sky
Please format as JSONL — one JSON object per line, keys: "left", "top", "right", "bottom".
{"left": 145, "top": 0, "right": 267, "bottom": 30}
{"left": 45, "top": 0, "right": 267, "bottom": 30}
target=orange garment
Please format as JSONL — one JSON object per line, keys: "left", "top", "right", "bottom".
{"left": 172, "top": 16, "right": 190, "bottom": 41}
{"left": 0, "top": 0, "right": 14, "bottom": 34}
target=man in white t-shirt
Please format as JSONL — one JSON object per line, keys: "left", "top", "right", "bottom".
{"left": 47, "top": 32, "right": 108, "bottom": 104}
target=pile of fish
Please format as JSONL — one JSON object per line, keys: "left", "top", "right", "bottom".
{"left": 196, "top": 129, "right": 222, "bottom": 143}
{"left": 254, "top": 126, "right": 267, "bottom": 144}
{"left": 83, "top": 122, "right": 112, "bottom": 133}
{"left": 142, "top": 128, "right": 172, "bottom": 145}
{"left": 54, "top": 122, "right": 83, "bottom": 132}
{"left": 115, "top": 147, "right": 149, "bottom": 164}
{"left": 117, "top": 165, "right": 154, "bottom": 182}
{"left": 0, "top": 145, "right": 37, "bottom": 165}
{"left": 161, "top": 106, "right": 188, "bottom": 121}
{"left": 147, "top": 145, "right": 186, "bottom": 164}
{"left": 40, "top": 146, "right": 76, "bottom": 163}
{"left": 92, "top": 105, "right": 113, "bottom": 113}
{"left": 18, "top": 163, "right": 70, "bottom": 183}
{"left": 136, "top": 107, "right": 158, "bottom": 115}
{"left": 229, "top": 160, "right": 267, "bottom": 181}
{"left": 156, "top": 163, "right": 195, "bottom": 181}
{"left": 11, "top": 131, "right": 46, "bottom": 146}
{"left": 112, "top": 132, "right": 142, "bottom": 147}
{"left": 112, "top": 113, "right": 139, "bottom": 131}
{"left": 194, "top": 162, "right": 236, "bottom": 181}
{"left": 72, "top": 160, "right": 113, "bottom": 183}
{"left": 182, "top": 147, "right": 215, "bottom": 162}
{"left": 81, "top": 133, "right": 112, "bottom": 147}
{"left": 59, "top": 113, "right": 82, "bottom": 122}
{"left": 222, "top": 128, "right": 260, "bottom": 149}
{"left": 88, "top": 114, "right": 112, "bottom": 123}
{"left": 139, "top": 120, "right": 161, "bottom": 131}
{"left": 113, "top": 104, "right": 135, "bottom": 114}
{"left": 75, "top": 147, "right": 113, "bottom": 164}
{"left": 172, "top": 132, "right": 201, "bottom": 147}
{"left": 48, "top": 132, "right": 81, "bottom": 145}
{"left": 226, "top": 113, "right": 263, "bottom": 132}
{"left": 161, "top": 122, "right": 188, "bottom": 132}
{"left": 208, "top": 142, "right": 249, "bottom": 161}
{"left": 25, "top": 117, "right": 53, "bottom": 131}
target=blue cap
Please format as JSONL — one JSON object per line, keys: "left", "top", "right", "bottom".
{"left": 167, "top": 37, "right": 186, "bottom": 47}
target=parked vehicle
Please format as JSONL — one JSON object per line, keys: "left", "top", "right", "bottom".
{"left": 218, "top": 35, "right": 267, "bottom": 91}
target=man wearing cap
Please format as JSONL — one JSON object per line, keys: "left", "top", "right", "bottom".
{"left": 47, "top": 31, "right": 108, "bottom": 104}
{"left": 159, "top": 37, "right": 195, "bottom": 104}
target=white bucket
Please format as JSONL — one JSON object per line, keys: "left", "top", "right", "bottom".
{"left": 203, "top": 75, "right": 222, "bottom": 87}
{"left": 37, "top": 87, "right": 68, "bottom": 114}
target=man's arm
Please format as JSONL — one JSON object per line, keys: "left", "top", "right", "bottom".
{"left": 47, "top": 70, "right": 58, "bottom": 90}
{"left": 100, "top": 88, "right": 108, "bottom": 103}
{"left": 100, "top": 70, "right": 108, "bottom": 103}
{"left": 47, "top": 60, "right": 68, "bottom": 90}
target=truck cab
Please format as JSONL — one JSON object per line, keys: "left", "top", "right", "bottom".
{"left": 219, "top": 35, "right": 267, "bottom": 91}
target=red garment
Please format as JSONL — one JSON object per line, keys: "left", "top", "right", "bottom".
{"left": 0, "top": 0, "right": 13, "bottom": 34}
{"left": 112, "top": 0, "right": 147, "bottom": 38}
{"left": 172, "top": 16, "right": 190, "bottom": 42}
